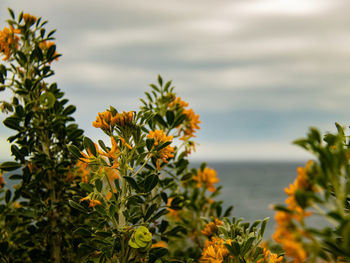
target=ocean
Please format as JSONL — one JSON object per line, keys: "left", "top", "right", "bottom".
{"left": 2, "top": 161, "right": 304, "bottom": 238}
{"left": 204, "top": 161, "right": 304, "bottom": 238}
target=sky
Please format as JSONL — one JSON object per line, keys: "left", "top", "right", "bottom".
{"left": 1, "top": 0, "right": 350, "bottom": 161}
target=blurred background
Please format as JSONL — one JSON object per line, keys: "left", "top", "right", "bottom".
{"left": 1, "top": 0, "right": 349, "bottom": 236}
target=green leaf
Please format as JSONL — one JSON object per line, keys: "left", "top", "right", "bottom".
{"left": 154, "top": 114, "right": 167, "bottom": 127}
{"left": 150, "top": 84, "right": 160, "bottom": 92}
{"left": 63, "top": 105, "right": 76, "bottom": 115}
{"left": 8, "top": 8, "right": 15, "bottom": 19}
{"left": 124, "top": 176, "right": 140, "bottom": 192}
{"left": 259, "top": 217, "right": 269, "bottom": 237}
{"left": 11, "top": 145, "right": 24, "bottom": 161}
{"left": 74, "top": 227, "right": 92, "bottom": 237}
{"left": 9, "top": 174, "right": 22, "bottom": 180}
{"left": 17, "top": 51, "right": 27, "bottom": 64}
{"left": 164, "top": 80, "right": 172, "bottom": 91}
{"left": 170, "top": 196, "right": 183, "bottom": 210}
{"left": 150, "top": 209, "right": 168, "bottom": 223}
{"left": 160, "top": 192, "right": 168, "bottom": 204}
{"left": 144, "top": 174, "right": 159, "bottom": 192}
{"left": 157, "top": 75, "right": 163, "bottom": 87}
{"left": 18, "top": 12, "right": 23, "bottom": 23}
{"left": 3, "top": 117, "right": 21, "bottom": 131}
{"left": 69, "top": 200, "right": 88, "bottom": 213}
{"left": 47, "top": 44, "right": 56, "bottom": 61}
{"left": 84, "top": 137, "right": 97, "bottom": 157}
{"left": 180, "top": 173, "right": 192, "bottom": 181}
{"left": 173, "top": 114, "right": 187, "bottom": 127}
{"left": 68, "top": 145, "right": 84, "bottom": 159}
{"left": 95, "top": 179, "right": 102, "bottom": 192}
{"left": 164, "top": 225, "right": 186, "bottom": 236}
{"left": 155, "top": 141, "right": 172, "bottom": 151}
{"left": 166, "top": 110, "right": 175, "bottom": 126}
{"left": 79, "top": 183, "right": 94, "bottom": 193}
{"left": 146, "top": 138, "right": 155, "bottom": 151}
{"left": 294, "top": 189, "right": 308, "bottom": 209}
{"left": 5, "top": 189, "right": 11, "bottom": 203}
{"left": 0, "top": 161, "right": 21, "bottom": 171}
{"left": 47, "top": 29, "right": 56, "bottom": 38}
{"left": 144, "top": 203, "right": 157, "bottom": 221}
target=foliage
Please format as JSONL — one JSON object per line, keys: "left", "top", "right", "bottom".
{"left": 272, "top": 124, "right": 350, "bottom": 262}
{"left": 0, "top": 9, "right": 86, "bottom": 262}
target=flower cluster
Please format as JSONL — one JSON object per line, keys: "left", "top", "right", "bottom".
{"left": 23, "top": 13, "right": 37, "bottom": 26}
{"left": 193, "top": 167, "right": 219, "bottom": 192}
{"left": 200, "top": 236, "right": 231, "bottom": 263}
{"left": 201, "top": 218, "right": 223, "bottom": 236}
{"left": 0, "top": 26, "right": 20, "bottom": 60}
{"left": 168, "top": 96, "right": 200, "bottom": 140}
{"left": 147, "top": 129, "right": 174, "bottom": 170}
{"left": 92, "top": 110, "right": 134, "bottom": 131}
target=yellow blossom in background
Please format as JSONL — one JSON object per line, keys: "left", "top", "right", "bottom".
{"left": 201, "top": 218, "right": 223, "bottom": 236}
{"left": 147, "top": 129, "right": 174, "bottom": 170}
{"left": 168, "top": 97, "right": 189, "bottom": 108}
{"left": 0, "top": 26, "right": 20, "bottom": 60}
{"left": 193, "top": 167, "right": 219, "bottom": 192}
{"left": 0, "top": 172, "right": 4, "bottom": 188}
{"left": 166, "top": 197, "right": 180, "bottom": 220}
{"left": 272, "top": 161, "right": 316, "bottom": 262}
{"left": 151, "top": 241, "right": 167, "bottom": 248}
{"left": 79, "top": 196, "right": 102, "bottom": 208}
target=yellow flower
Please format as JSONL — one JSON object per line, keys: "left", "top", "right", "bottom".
{"left": 168, "top": 97, "right": 189, "bottom": 108}
{"left": 180, "top": 108, "right": 201, "bottom": 140}
{"left": 193, "top": 167, "right": 219, "bottom": 192}
{"left": 200, "top": 237, "right": 230, "bottom": 263}
{"left": 201, "top": 218, "right": 223, "bottom": 236}
{"left": 168, "top": 96, "right": 201, "bottom": 140}
{"left": 23, "top": 13, "right": 37, "bottom": 26}
{"left": 257, "top": 243, "right": 283, "bottom": 263}
{"left": 111, "top": 111, "right": 133, "bottom": 127}
{"left": 147, "top": 130, "right": 174, "bottom": 170}
{"left": 93, "top": 111, "right": 112, "bottom": 130}
{"left": 93, "top": 110, "right": 134, "bottom": 131}
{"left": 38, "top": 41, "right": 59, "bottom": 61}
{"left": 0, "top": 26, "right": 20, "bottom": 60}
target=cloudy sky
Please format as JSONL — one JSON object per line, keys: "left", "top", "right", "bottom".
{"left": 1, "top": 0, "right": 350, "bottom": 161}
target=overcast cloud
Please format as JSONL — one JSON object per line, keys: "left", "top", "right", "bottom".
{"left": 1, "top": 0, "right": 349, "bottom": 161}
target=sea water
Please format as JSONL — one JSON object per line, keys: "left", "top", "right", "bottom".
{"left": 204, "top": 161, "right": 303, "bottom": 238}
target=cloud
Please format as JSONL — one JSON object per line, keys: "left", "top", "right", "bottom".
{"left": 189, "top": 140, "right": 313, "bottom": 162}
{"left": 0, "top": 0, "right": 350, "bottom": 161}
